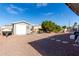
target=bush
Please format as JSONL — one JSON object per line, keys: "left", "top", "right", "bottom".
{"left": 62, "top": 26, "right": 66, "bottom": 29}
{"left": 41, "top": 20, "right": 55, "bottom": 33}
{"left": 41, "top": 20, "right": 61, "bottom": 33}
{"left": 38, "top": 29, "right": 43, "bottom": 33}
{"left": 52, "top": 25, "right": 61, "bottom": 33}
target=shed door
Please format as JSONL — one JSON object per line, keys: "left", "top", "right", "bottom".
{"left": 15, "top": 24, "right": 26, "bottom": 35}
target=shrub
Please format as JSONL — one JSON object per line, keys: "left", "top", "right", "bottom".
{"left": 41, "top": 20, "right": 61, "bottom": 33}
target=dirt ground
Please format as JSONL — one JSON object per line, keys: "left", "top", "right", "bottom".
{"left": 0, "top": 33, "right": 56, "bottom": 56}
{"left": 0, "top": 32, "right": 79, "bottom": 56}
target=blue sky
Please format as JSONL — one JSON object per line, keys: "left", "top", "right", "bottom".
{"left": 0, "top": 3, "right": 79, "bottom": 26}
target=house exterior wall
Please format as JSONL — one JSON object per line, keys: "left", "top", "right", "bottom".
{"left": 32, "top": 25, "right": 41, "bottom": 33}
{"left": 26, "top": 24, "right": 32, "bottom": 34}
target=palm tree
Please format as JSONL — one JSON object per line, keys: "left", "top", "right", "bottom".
{"left": 73, "top": 22, "right": 77, "bottom": 27}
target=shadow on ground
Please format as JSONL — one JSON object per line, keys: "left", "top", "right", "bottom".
{"left": 28, "top": 33, "right": 79, "bottom": 56}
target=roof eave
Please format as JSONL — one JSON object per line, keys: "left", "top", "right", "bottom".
{"left": 66, "top": 3, "right": 79, "bottom": 16}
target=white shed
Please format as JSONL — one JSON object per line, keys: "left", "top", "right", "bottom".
{"left": 12, "top": 21, "right": 32, "bottom": 35}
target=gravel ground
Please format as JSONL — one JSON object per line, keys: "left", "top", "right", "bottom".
{"left": 0, "top": 32, "right": 79, "bottom": 56}
{"left": 0, "top": 33, "right": 55, "bottom": 56}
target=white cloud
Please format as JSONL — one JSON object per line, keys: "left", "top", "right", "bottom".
{"left": 44, "top": 12, "right": 54, "bottom": 16}
{"left": 6, "top": 4, "right": 27, "bottom": 15}
{"left": 36, "top": 3, "right": 48, "bottom": 7}
{"left": 10, "top": 4, "right": 24, "bottom": 12}
{"left": 6, "top": 7, "right": 18, "bottom": 15}
{"left": 43, "top": 12, "right": 54, "bottom": 20}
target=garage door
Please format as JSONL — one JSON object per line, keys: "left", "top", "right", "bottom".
{"left": 15, "top": 24, "right": 26, "bottom": 35}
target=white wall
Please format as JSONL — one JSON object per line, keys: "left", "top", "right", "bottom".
{"left": 13, "top": 22, "right": 32, "bottom": 35}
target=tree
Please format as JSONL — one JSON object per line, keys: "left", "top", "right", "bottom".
{"left": 73, "top": 22, "right": 78, "bottom": 31}
{"left": 41, "top": 20, "right": 61, "bottom": 33}
{"left": 41, "top": 20, "right": 55, "bottom": 33}
{"left": 73, "top": 22, "right": 77, "bottom": 28}
{"left": 53, "top": 25, "right": 61, "bottom": 33}
{"left": 62, "top": 26, "right": 66, "bottom": 29}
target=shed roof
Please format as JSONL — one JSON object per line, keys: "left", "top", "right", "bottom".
{"left": 11, "top": 20, "right": 32, "bottom": 26}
